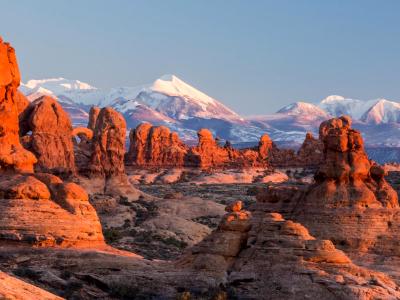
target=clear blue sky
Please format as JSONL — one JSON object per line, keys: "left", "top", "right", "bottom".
{"left": 1, "top": 0, "right": 400, "bottom": 114}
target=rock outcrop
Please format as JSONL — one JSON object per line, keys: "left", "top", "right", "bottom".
{"left": 0, "top": 38, "right": 37, "bottom": 173}
{"left": 177, "top": 198, "right": 400, "bottom": 299}
{"left": 87, "top": 106, "right": 100, "bottom": 131}
{"left": 127, "top": 124, "right": 268, "bottom": 169}
{"left": 0, "top": 173, "right": 104, "bottom": 247}
{"left": 295, "top": 131, "right": 324, "bottom": 166}
{"left": 126, "top": 123, "right": 188, "bottom": 167}
{"left": 178, "top": 200, "right": 251, "bottom": 272}
{"left": 0, "top": 38, "right": 105, "bottom": 248}
{"left": 267, "top": 132, "right": 323, "bottom": 168}
{"left": 228, "top": 212, "right": 400, "bottom": 299}
{"left": 19, "top": 96, "right": 76, "bottom": 175}
{"left": 76, "top": 107, "right": 142, "bottom": 199}
{"left": 257, "top": 116, "right": 400, "bottom": 258}
{"left": 0, "top": 271, "right": 63, "bottom": 300}
{"left": 89, "top": 107, "right": 126, "bottom": 177}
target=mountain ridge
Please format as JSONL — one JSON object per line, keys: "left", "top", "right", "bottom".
{"left": 20, "top": 76, "right": 400, "bottom": 146}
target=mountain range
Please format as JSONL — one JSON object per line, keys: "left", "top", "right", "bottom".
{"left": 20, "top": 75, "right": 400, "bottom": 148}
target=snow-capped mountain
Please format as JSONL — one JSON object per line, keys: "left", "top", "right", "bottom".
{"left": 21, "top": 75, "right": 255, "bottom": 142}
{"left": 20, "top": 76, "right": 400, "bottom": 148}
{"left": 360, "top": 99, "right": 400, "bottom": 124}
{"left": 318, "top": 95, "right": 377, "bottom": 119}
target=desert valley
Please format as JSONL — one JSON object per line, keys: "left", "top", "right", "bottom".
{"left": 0, "top": 31, "right": 400, "bottom": 300}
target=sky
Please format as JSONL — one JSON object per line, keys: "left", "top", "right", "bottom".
{"left": 1, "top": 0, "right": 400, "bottom": 115}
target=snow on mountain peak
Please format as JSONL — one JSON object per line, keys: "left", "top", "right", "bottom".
{"left": 277, "top": 102, "right": 329, "bottom": 118}
{"left": 361, "top": 99, "right": 400, "bottom": 124}
{"left": 150, "top": 74, "right": 216, "bottom": 106}
{"left": 23, "top": 78, "right": 96, "bottom": 92}
{"left": 320, "top": 95, "right": 346, "bottom": 103}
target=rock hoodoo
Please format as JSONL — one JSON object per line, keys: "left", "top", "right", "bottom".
{"left": 127, "top": 124, "right": 269, "bottom": 169}
{"left": 0, "top": 38, "right": 37, "bottom": 173}
{"left": 0, "top": 38, "right": 105, "bottom": 248}
{"left": 87, "top": 106, "right": 100, "bottom": 131}
{"left": 19, "top": 95, "right": 76, "bottom": 175}
{"left": 257, "top": 116, "right": 400, "bottom": 257}
{"left": 89, "top": 107, "right": 127, "bottom": 177}
{"left": 126, "top": 123, "right": 188, "bottom": 167}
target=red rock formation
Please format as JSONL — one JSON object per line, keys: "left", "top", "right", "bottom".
{"left": 258, "top": 116, "right": 400, "bottom": 257}
{"left": 258, "top": 134, "right": 273, "bottom": 159}
{"left": 89, "top": 107, "right": 127, "bottom": 177}
{"left": 178, "top": 199, "right": 400, "bottom": 299}
{"left": 187, "top": 128, "right": 265, "bottom": 168}
{"left": 0, "top": 38, "right": 36, "bottom": 173}
{"left": 266, "top": 132, "right": 323, "bottom": 168}
{"left": 19, "top": 96, "right": 76, "bottom": 175}
{"left": 0, "top": 173, "right": 104, "bottom": 247}
{"left": 87, "top": 106, "right": 100, "bottom": 131}
{"left": 0, "top": 38, "right": 105, "bottom": 248}
{"left": 126, "top": 123, "right": 188, "bottom": 167}
{"left": 295, "top": 132, "right": 323, "bottom": 166}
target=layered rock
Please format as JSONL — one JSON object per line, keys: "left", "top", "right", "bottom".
{"left": 0, "top": 173, "right": 104, "bottom": 247}
{"left": 295, "top": 131, "right": 324, "bottom": 166}
{"left": 0, "top": 271, "right": 63, "bottom": 300}
{"left": 89, "top": 107, "right": 126, "bottom": 177}
{"left": 126, "top": 123, "right": 188, "bottom": 167}
{"left": 178, "top": 200, "right": 252, "bottom": 272}
{"left": 267, "top": 132, "right": 323, "bottom": 168}
{"left": 87, "top": 106, "right": 100, "bottom": 131}
{"left": 228, "top": 212, "right": 400, "bottom": 299}
{"left": 177, "top": 198, "right": 400, "bottom": 299}
{"left": 20, "top": 96, "right": 76, "bottom": 175}
{"left": 0, "top": 38, "right": 36, "bottom": 172}
{"left": 257, "top": 116, "right": 400, "bottom": 257}
{"left": 127, "top": 125, "right": 268, "bottom": 169}
{"left": 0, "top": 38, "right": 105, "bottom": 248}
{"left": 190, "top": 128, "right": 264, "bottom": 168}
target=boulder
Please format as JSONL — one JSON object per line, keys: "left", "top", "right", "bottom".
{"left": 20, "top": 96, "right": 76, "bottom": 175}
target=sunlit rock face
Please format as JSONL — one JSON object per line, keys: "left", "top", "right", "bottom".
{"left": 256, "top": 116, "right": 400, "bottom": 257}
{"left": 127, "top": 124, "right": 269, "bottom": 169}
{"left": 0, "top": 38, "right": 105, "bottom": 248}
{"left": 0, "top": 37, "right": 37, "bottom": 173}
{"left": 126, "top": 123, "right": 188, "bottom": 167}
{"left": 89, "top": 107, "right": 127, "bottom": 178}
{"left": 0, "top": 173, "right": 105, "bottom": 247}
{"left": 19, "top": 95, "right": 76, "bottom": 175}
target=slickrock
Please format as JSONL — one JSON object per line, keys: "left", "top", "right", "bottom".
{"left": 126, "top": 123, "right": 188, "bottom": 167}
{"left": 228, "top": 212, "right": 400, "bottom": 299}
{"left": 87, "top": 106, "right": 100, "bottom": 131}
{"left": 178, "top": 200, "right": 251, "bottom": 272}
{"left": 19, "top": 96, "right": 76, "bottom": 175}
{"left": 0, "top": 271, "right": 63, "bottom": 300}
{"left": 0, "top": 173, "right": 104, "bottom": 247}
{"left": 0, "top": 38, "right": 37, "bottom": 172}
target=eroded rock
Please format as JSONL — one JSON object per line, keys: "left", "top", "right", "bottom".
{"left": 20, "top": 96, "right": 76, "bottom": 175}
